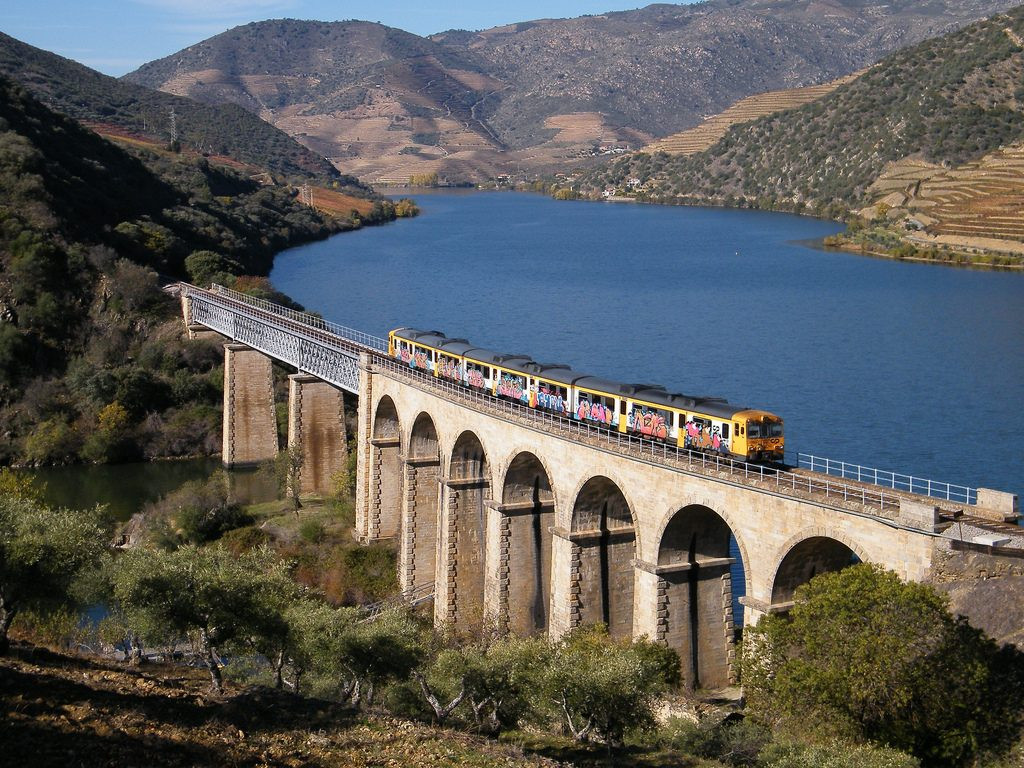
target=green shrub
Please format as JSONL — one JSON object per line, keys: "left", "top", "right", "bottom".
{"left": 758, "top": 740, "right": 919, "bottom": 768}
{"left": 659, "top": 716, "right": 770, "bottom": 766}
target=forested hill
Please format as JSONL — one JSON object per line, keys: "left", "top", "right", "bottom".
{"left": 580, "top": 6, "right": 1024, "bottom": 215}
{"left": 0, "top": 31, "right": 348, "bottom": 182}
{"left": 0, "top": 75, "right": 358, "bottom": 466}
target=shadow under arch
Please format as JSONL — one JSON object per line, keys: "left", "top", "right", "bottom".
{"left": 441, "top": 430, "right": 489, "bottom": 631}
{"left": 403, "top": 412, "right": 441, "bottom": 593}
{"left": 570, "top": 475, "right": 636, "bottom": 640}
{"left": 656, "top": 503, "right": 740, "bottom": 690}
{"left": 770, "top": 535, "right": 863, "bottom": 607}
{"left": 500, "top": 451, "right": 555, "bottom": 635}
{"left": 370, "top": 395, "right": 402, "bottom": 539}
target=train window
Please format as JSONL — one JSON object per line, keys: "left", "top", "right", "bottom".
{"left": 722, "top": 424, "right": 730, "bottom": 440}
{"left": 768, "top": 422, "right": 784, "bottom": 437}
{"left": 748, "top": 423, "right": 761, "bottom": 438}
{"left": 619, "top": 399, "right": 627, "bottom": 415}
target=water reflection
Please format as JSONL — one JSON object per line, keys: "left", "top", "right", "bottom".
{"left": 23, "top": 458, "right": 278, "bottom": 521}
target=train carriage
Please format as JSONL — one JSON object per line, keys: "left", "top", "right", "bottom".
{"left": 387, "top": 327, "right": 784, "bottom": 464}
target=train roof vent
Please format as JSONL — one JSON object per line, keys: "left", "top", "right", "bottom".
{"left": 693, "top": 396, "right": 728, "bottom": 404}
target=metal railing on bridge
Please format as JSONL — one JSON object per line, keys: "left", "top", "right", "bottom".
{"left": 797, "top": 454, "right": 977, "bottom": 505}
{"left": 205, "top": 284, "right": 388, "bottom": 352}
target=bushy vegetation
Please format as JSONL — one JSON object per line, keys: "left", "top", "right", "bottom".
{"left": 743, "top": 564, "right": 1024, "bottom": 767}
{"left": 0, "top": 75, "right": 402, "bottom": 466}
{"left": 580, "top": 7, "right": 1024, "bottom": 215}
{"left": 0, "top": 490, "right": 111, "bottom": 653}
{"left": 4, "top": 469, "right": 1024, "bottom": 766}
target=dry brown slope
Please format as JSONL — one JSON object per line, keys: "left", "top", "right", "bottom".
{"left": 0, "top": 645, "right": 559, "bottom": 768}
{"left": 644, "top": 71, "right": 866, "bottom": 156}
{"left": 867, "top": 143, "right": 1024, "bottom": 253}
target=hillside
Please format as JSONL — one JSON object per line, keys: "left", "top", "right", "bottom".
{"left": 0, "top": 32, "right": 354, "bottom": 183}
{"left": 123, "top": 1, "right": 1020, "bottom": 183}
{"left": 580, "top": 7, "right": 1024, "bottom": 237}
{"left": 643, "top": 71, "right": 866, "bottom": 156}
{"left": 0, "top": 74, "right": 371, "bottom": 466}
{"left": 0, "top": 647, "right": 557, "bottom": 768}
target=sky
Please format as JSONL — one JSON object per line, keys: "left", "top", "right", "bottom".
{"left": 2, "top": 0, "right": 691, "bottom": 77}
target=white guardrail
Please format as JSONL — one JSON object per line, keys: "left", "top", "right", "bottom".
{"left": 798, "top": 454, "right": 977, "bottom": 505}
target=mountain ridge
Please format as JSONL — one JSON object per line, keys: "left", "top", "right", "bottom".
{"left": 124, "top": 0, "right": 1022, "bottom": 182}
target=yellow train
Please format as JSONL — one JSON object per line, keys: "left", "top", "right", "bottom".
{"left": 389, "top": 328, "right": 784, "bottom": 464}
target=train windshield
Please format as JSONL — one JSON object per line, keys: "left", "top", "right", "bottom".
{"left": 748, "top": 420, "right": 784, "bottom": 438}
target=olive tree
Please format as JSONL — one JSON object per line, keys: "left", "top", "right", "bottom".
{"left": 743, "top": 563, "right": 1024, "bottom": 767}
{"left": 112, "top": 544, "right": 294, "bottom": 692}
{"left": 0, "top": 495, "right": 110, "bottom": 654}
{"left": 414, "top": 634, "right": 548, "bottom": 730}
{"left": 288, "top": 602, "right": 424, "bottom": 707}
{"left": 541, "top": 625, "right": 680, "bottom": 746}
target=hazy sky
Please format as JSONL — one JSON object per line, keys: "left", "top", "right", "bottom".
{"left": 2, "top": 0, "right": 697, "bottom": 77}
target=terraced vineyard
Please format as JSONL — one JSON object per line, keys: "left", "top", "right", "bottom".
{"left": 869, "top": 144, "right": 1024, "bottom": 254}
{"left": 643, "top": 72, "right": 865, "bottom": 156}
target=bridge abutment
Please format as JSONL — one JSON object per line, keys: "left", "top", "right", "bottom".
{"left": 287, "top": 374, "right": 348, "bottom": 497}
{"left": 222, "top": 343, "right": 278, "bottom": 468}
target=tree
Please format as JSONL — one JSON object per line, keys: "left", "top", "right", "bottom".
{"left": 0, "top": 495, "right": 110, "bottom": 654}
{"left": 288, "top": 603, "right": 424, "bottom": 707}
{"left": 541, "top": 625, "right": 680, "bottom": 746}
{"left": 743, "top": 564, "right": 1024, "bottom": 767}
{"left": 112, "top": 545, "right": 293, "bottom": 692}
{"left": 414, "top": 634, "right": 547, "bottom": 731}
{"left": 184, "top": 250, "right": 243, "bottom": 287}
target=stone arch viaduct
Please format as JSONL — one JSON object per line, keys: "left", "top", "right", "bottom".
{"left": 180, "top": 284, "right": 1021, "bottom": 690}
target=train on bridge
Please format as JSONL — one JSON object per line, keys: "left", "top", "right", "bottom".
{"left": 389, "top": 327, "right": 785, "bottom": 464}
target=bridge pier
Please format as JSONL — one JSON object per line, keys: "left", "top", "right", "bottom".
{"left": 398, "top": 456, "right": 441, "bottom": 593}
{"left": 222, "top": 343, "right": 278, "bottom": 468}
{"left": 287, "top": 374, "right": 347, "bottom": 497}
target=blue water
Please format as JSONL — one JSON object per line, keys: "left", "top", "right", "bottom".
{"left": 273, "top": 191, "right": 1024, "bottom": 503}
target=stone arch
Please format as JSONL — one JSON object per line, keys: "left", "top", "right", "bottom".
{"left": 498, "top": 451, "right": 555, "bottom": 635}
{"left": 569, "top": 476, "right": 636, "bottom": 640}
{"left": 401, "top": 412, "right": 441, "bottom": 594}
{"left": 655, "top": 504, "right": 740, "bottom": 690}
{"left": 438, "top": 430, "right": 490, "bottom": 631}
{"left": 370, "top": 396, "right": 402, "bottom": 539}
{"left": 769, "top": 532, "right": 865, "bottom": 607}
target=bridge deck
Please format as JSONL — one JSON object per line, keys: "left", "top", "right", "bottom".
{"left": 180, "top": 282, "right": 1021, "bottom": 543}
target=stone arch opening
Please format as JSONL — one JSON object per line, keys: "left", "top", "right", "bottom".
{"left": 440, "top": 431, "right": 489, "bottom": 631}
{"left": 402, "top": 413, "right": 440, "bottom": 594}
{"left": 500, "top": 452, "right": 555, "bottom": 635}
{"left": 570, "top": 476, "right": 636, "bottom": 640}
{"left": 370, "top": 396, "right": 402, "bottom": 539}
{"left": 657, "top": 504, "right": 739, "bottom": 690}
{"left": 770, "top": 536, "right": 862, "bottom": 607}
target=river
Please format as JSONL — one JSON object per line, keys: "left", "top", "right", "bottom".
{"left": 270, "top": 191, "right": 1024, "bottom": 502}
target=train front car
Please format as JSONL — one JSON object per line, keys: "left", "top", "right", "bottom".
{"left": 734, "top": 409, "right": 785, "bottom": 464}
